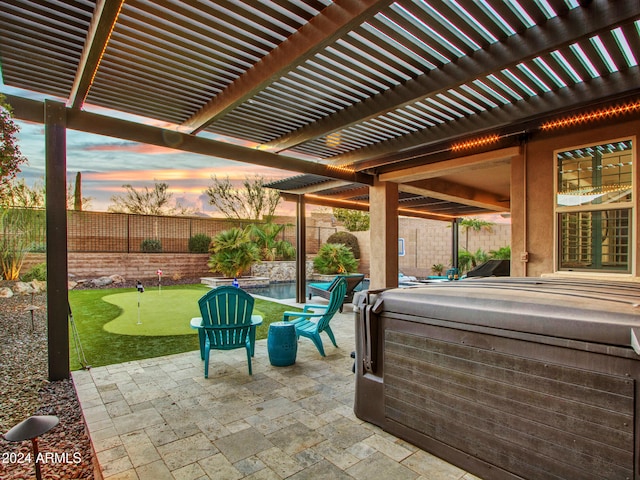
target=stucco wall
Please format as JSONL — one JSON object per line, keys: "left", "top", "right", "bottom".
{"left": 512, "top": 116, "right": 640, "bottom": 278}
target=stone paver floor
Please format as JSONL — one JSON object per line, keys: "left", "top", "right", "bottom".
{"left": 72, "top": 302, "right": 482, "bottom": 480}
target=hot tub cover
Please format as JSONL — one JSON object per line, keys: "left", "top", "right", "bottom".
{"left": 377, "top": 277, "right": 640, "bottom": 348}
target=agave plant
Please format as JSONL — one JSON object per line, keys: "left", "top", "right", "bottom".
{"left": 208, "top": 227, "right": 261, "bottom": 278}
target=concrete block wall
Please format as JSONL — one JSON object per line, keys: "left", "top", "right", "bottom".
{"left": 22, "top": 253, "right": 211, "bottom": 281}
{"left": 352, "top": 218, "right": 511, "bottom": 278}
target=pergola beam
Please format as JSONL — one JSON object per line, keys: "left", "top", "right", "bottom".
{"left": 284, "top": 179, "right": 352, "bottom": 195}
{"left": 5, "top": 94, "right": 374, "bottom": 186}
{"left": 182, "top": 0, "right": 393, "bottom": 133}
{"left": 262, "top": 1, "right": 639, "bottom": 153}
{"left": 380, "top": 147, "right": 519, "bottom": 183}
{"left": 400, "top": 181, "right": 509, "bottom": 212}
{"left": 341, "top": 69, "right": 640, "bottom": 170}
{"left": 68, "top": 0, "right": 124, "bottom": 109}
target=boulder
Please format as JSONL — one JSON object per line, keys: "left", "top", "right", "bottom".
{"left": 0, "top": 287, "right": 13, "bottom": 298}
{"left": 13, "top": 281, "right": 35, "bottom": 295}
{"left": 31, "top": 279, "right": 47, "bottom": 292}
{"left": 109, "top": 274, "right": 125, "bottom": 285}
{"left": 91, "top": 276, "right": 114, "bottom": 287}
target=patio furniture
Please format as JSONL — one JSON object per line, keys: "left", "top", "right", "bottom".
{"left": 284, "top": 277, "right": 347, "bottom": 356}
{"left": 192, "top": 286, "right": 262, "bottom": 377}
{"left": 267, "top": 321, "right": 298, "bottom": 366}
{"left": 307, "top": 273, "right": 365, "bottom": 312}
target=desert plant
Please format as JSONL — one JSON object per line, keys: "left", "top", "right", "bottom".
{"left": 489, "top": 246, "right": 511, "bottom": 260}
{"left": 313, "top": 243, "right": 359, "bottom": 275}
{"left": 457, "top": 248, "right": 489, "bottom": 274}
{"left": 431, "top": 263, "right": 444, "bottom": 275}
{"left": 188, "top": 233, "right": 212, "bottom": 253}
{"left": 208, "top": 227, "right": 261, "bottom": 278}
{"left": 21, "top": 262, "right": 46, "bottom": 282}
{"left": 333, "top": 208, "right": 370, "bottom": 231}
{"left": 327, "top": 231, "right": 360, "bottom": 259}
{"left": 141, "top": 238, "right": 162, "bottom": 253}
{"left": 0, "top": 207, "right": 45, "bottom": 280}
{"left": 249, "top": 223, "right": 295, "bottom": 261}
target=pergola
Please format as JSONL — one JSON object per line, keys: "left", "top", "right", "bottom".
{"left": 1, "top": 0, "right": 639, "bottom": 378}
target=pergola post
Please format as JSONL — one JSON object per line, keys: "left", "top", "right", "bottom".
{"left": 451, "top": 217, "right": 460, "bottom": 273}
{"left": 369, "top": 179, "right": 398, "bottom": 289}
{"left": 295, "top": 194, "right": 306, "bottom": 304}
{"left": 45, "top": 100, "right": 69, "bottom": 380}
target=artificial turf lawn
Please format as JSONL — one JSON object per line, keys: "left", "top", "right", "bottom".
{"left": 68, "top": 284, "right": 302, "bottom": 371}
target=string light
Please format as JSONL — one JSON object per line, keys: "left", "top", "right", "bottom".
{"left": 82, "top": 1, "right": 125, "bottom": 106}
{"left": 326, "top": 164, "right": 355, "bottom": 174}
{"left": 451, "top": 134, "right": 500, "bottom": 151}
{"left": 541, "top": 101, "right": 640, "bottom": 130}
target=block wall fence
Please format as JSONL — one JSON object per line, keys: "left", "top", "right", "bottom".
{"left": 21, "top": 212, "right": 511, "bottom": 280}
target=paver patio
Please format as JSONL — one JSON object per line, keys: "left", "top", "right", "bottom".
{"left": 72, "top": 302, "right": 481, "bottom": 480}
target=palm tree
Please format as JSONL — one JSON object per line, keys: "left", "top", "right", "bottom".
{"left": 249, "top": 223, "right": 295, "bottom": 261}
{"left": 208, "top": 227, "right": 261, "bottom": 278}
{"left": 459, "top": 218, "right": 494, "bottom": 250}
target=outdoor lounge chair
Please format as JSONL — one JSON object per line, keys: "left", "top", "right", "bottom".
{"left": 307, "top": 273, "right": 365, "bottom": 312}
{"left": 191, "top": 286, "right": 262, "bottom": 378}
{"left": 283, "top": 277, "right": 347, "bottom": 356}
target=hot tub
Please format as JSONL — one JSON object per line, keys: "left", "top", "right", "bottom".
{"left": 354, "top": 278, "right": 640, "bottom": 480}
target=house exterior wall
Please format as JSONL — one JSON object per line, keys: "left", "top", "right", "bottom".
{"left": 512, "top": 116, "right": 640, "bottom": 280}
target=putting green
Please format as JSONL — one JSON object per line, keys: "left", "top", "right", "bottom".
{"left": 102, "top": 289, "right": 264, "bottom": 336}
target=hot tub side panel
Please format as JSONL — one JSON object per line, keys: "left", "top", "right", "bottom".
{"left": 356, "top": 307, "right": 639, "bottom": 480}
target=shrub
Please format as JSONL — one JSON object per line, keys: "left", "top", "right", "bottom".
{"left": 249, "top": 223, "right": 295, "bottom": 261}
{"left": 333, "top": 208, "right": 370, "bottom": 231}
{"left": 489, "top": 246, "right": 511, "bottom": 259}
{"left": 21, "top": 262, "right": 46, "bottom": 282}
{"left": 327, "top": 231, "right": 360, "bottom": 259}
{"left": 208, "top": 227, "right": 261, "bottom": 278}
{"left": 458, "top": 248, "right": 488, "bottom": 273}
{"left": 188, "top": 233, "right": 212, "bottom": 253}
{"left": 141, "top": 238, "right": 162, "bottom": 253}
{"left": 431, "top": 263, "right": 444, "bottom": 275}
{"left": 313, "top": 243, "right": 359, "bottom": 275}
{"left": 28, "top": 242, "right": 46, "bottom": 253}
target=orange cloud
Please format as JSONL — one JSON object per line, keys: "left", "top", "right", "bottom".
{"left": 83, "top": 143, "right": 182, "bottom": 155}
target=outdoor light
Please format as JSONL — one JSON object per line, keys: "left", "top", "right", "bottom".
{"left": 540, "top": 101, "right": 640, "bottom": 130}
{"left": 451, "top": 134, "right": 500, "bottom": 151}
{"left": 3, "top": 415, "right": 59, "bottom": 480}
{"left": 326, "top": 164, "right": 355, "bottom": 174}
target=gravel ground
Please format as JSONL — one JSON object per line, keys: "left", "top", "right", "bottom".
{"left": 0, "top": 288, "right": 94, "bottom": 479}
{"left": 0, "top": 277, "right": 203, "bottom": 479}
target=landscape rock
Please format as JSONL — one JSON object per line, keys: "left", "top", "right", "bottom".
{"left": 0, "top": 287, "right": 13, "bottom": 298}
{"left": 12, "top": 281, "right": 35, "bottom": 295}
{"left": 109, "top": 274, "right": 126, "bottom": 285}
{"left": 31, "top": 279, "right": 47, "bottom": 292}
{"left": 90, "top": 276, "right": 114, "bottom": 287}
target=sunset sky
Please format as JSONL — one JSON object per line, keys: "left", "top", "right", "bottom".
{"left": 13, "top": 117, "right": 299, "bottom": 215}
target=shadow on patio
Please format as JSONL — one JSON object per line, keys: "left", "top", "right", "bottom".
{"left": 72, "top": 306, "right": 480, "bottom": 480}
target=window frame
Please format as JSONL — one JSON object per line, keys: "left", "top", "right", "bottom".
{"left": 553, "top": 136, "right": 636, "bottom": 274}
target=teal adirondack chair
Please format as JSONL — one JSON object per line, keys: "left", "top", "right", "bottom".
{"left": 282, "top": 277, "right": 347, "bottom": 356}
{"left": 193, "top": 286, "right": 262, "bottom": 378}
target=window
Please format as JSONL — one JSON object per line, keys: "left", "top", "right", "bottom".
{"left": 555, "top": 139, "right": 633, "bottom": 273}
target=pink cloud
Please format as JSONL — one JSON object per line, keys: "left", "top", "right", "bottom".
{"left": 83, "top": 143, "right": 182, "bottom": 155}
